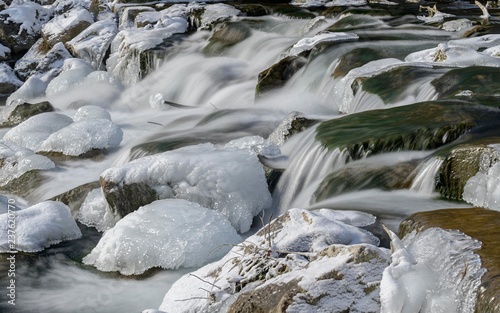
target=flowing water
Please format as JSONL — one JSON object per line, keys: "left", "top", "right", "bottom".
{"left": 1, "top": 2, "right": 499, "bottom": 312}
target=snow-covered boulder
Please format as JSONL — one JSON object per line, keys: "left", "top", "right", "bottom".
{"left": 147, "top": 208, "right": 386, "bottom": 313}
{"left": 0, "top": 100, "right": 54, "bottom": 127}
{"left": 42, "top": 7, "right": 93, "bottom": 48}
{"left": 107, "top": 15, "right": 188, "bottom": 85}
{"left": 0, "top": 43, "right": 10, "bottom": 61}
{"left": 83, "top": 199, "right": 242, "bottom": 275}
{"left": 3, "top": 108, "right": 122, "bottom": 156}
{"left": 100, "top": 143, "right": 272, "bottom": 233}
{"left": 118, "top": 6, "right": 155, "bottom": 30}
{"left": 67, "top": 20, "right": 118, "bottom": 70}
{"left": 0, "top": 1, "right": 52, "bottom": 53}
{"left": 196, "top": 3, "right": 241, "bottom": 30}
{"left": 0, "top": 63, "right": 22, "bottom": 96}
{"left": 3, "top": 112, "right": 73, "bottom": 151}
{"left": 0, "top": 201, "right": 81, "bottom": 252}
{"left": 0, "top": 140, "right": 55, "bottom": 189}
{"left": 14, "top": 40, "right": 72, "bottom": 82}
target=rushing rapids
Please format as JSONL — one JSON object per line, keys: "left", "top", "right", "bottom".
{"left": 0, "top": 0, "right": 500, "bottom": 312}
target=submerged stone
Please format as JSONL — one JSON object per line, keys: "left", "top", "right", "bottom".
{"left": 203, "top": 21, "right": 252, "bottom": 56}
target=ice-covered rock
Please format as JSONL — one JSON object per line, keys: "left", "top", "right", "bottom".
{"left": 405, "top": 43, "right": 500, "bottom": 67}
{"left": 0, "top": 201, "right": 81, "bottom": 252}
{"left": 441, "top": 19, "right": 473, "bottom": 32}
{"left": 449, "top": 34, "right": 500, "bottom": 50}
{"left": 463, "top": 161, "right": 500, "bottom": 211}
{"left": 83, "top": 199, "right": 242, "bottom": 275}
{"left": 199, "top": 3, "right": 241, "bottom": 30}
{"left": 0, "top": 1, "right": 52, "bottom": 53}
{"left": 107, "top": 16, "right": 188, "bottom": 85}
{"left": 118, "top": 6, "right": 155, "bottom": 30}
{"left": 224, "top": 136, "right": 280, "bottom": 157}
{"left": 100, "top": 143, "right": 272, "bottom": 233}
{"left": 14, "top": 40, "right": 72, "bottom": 82}
{"left": 381, "top": 227, "right": 483, "bottom": 313}
{"left": 288, "top": 32, "right": 359, "bottom": 56}
{"left": 45, "top": 58, "right": 94, "bottom": 96}
{"left": 0, "top": 63, "right": 22, "bottom": 96}
{"left": 0, "top": 140, "right": 55, "bottom": 187}
{"left": 42, "top": 7, "right": 93, "bottom": 47}
{"left": 3, "top": 112, "right": 73, "bottom": 151}
{"left": 148, "top": 208, "right": 386, "bottom": 313}
{"left": 0, "top": 43, "right": 10, "bottom": 60}
{"left": 77, "top": 187, "right": 118, "bottom": 231}
{"left": 3, "top": 108, "right": 121, "bottom": 156}
{"left": 73, "top": 105, "right": 112, "bottom": 121}
{"left": 416, "top": 6, "right": 454, "bottom": 24}
{"left": 67, "top": 20, "right": 118, "bottom": 70}
{"left": 6, "top": 76, "right": 52, "bottom": 106}
{"left": 39, "top": 118, "right": 122, "bottom": 156}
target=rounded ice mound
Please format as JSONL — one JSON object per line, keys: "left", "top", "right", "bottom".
{"left": 0, "top": 201, "right": 82, "bottom": 252}
{"left": 39, "top": 118, "right": 123, "bottom": 156}
{"left": 45, "top": 58, "right": 94, "bottom": 96}
{"left": 73, "top": 105, "right": 112, "bottom": 122}
{"left": 83, "top": 199, "right": 242, "bottom": 275}
{"left": 3, "top": 112, "right": 73, "bottom": 151}
{"left": 224, "top": 135, "right": 281, "bottom": 156}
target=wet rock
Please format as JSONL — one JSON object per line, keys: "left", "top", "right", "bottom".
{"left": 332, "top": 47, "right": 389, "bottom": 78}
{"left": 436, "top": 145, "right": 499, "bottom": 201}
{"left": 271, "top": 5, "right": 316, "bottom": 19}
{"left": 0, "top": 63, "right": 22, "bottom": 96}
{"left": 316, "top": 101, "right": 487, "bottom": 160}
{"left": 0, "top": 101, "right": 54, "bottom": 128}
{"left": 399, "top": 208, "right": 500, "bottom": 313}
{"left": 432, "top": 66, "right": 500, "bottom": 108}
{"left": 314, "top": 160, "right": 419, "bottom": 202}
{"left": 235, "top": 4, "right": 269, "bottom": 17}
{"left": 0, "top": 2, "right": 52, "bottom": 54}
{"left": 203, "top": 21, "right": 252, "bottom": 56}
{"left": 100, "top": 178, "right": 158, "bottom": 217}
{"left": 255, "top": 55, "right": 307, "bottom": 98}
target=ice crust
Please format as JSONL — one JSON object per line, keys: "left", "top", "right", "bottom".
{"left": 463, "top": 161, "right": 500, "bottom": 211}
{"left": 101, "top": 143, "right": 272, "bottom": 233}
{"left": 288, "top": 32, "right": 359, "bottom": 56}
{"left": 0, "top": 201, "right": 82, "bottom": 252}
{"left": 83, "top": 199, "right": 242, "bottom": 275}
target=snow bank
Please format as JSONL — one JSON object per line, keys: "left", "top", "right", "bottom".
{"left": 0, "top": 201, "right": 82, "bottom": 252}
{"left": 83, "top": 199, "right": 241, "bottom": 275}
{"left": 101, "top": 143, "right": 272, "bottom": 233}
{"left": 0, "top": 140, "right": 55, "bottom": 184}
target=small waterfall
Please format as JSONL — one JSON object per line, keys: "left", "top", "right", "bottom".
{"left": 274, "top": 126, "right": 349, "bottom": 214}
{"left": 410, "top": 157, "right": 444, "bottom": 196}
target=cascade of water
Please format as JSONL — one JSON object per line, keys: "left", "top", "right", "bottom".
{"left": 410, "top": 157, "right": 444, "bottom": 196}
{"left": 273, "top": 126, "right": 350, "bottom": 214}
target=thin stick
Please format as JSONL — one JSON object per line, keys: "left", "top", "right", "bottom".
{"left": 189, "top": 274, "right": 222, "bottom": 290}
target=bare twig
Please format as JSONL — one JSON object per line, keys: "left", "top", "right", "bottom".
{"left": 189, "top": 274, "right": 222, "bottom": 290}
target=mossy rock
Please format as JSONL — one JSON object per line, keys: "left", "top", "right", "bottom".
{"left": 1, "top": 101, "right": 54, "bottom": 128}
{"left": 356, "top": 66, "right": 443, "bottom": 104}
{"left": 332, "top": 47, "right": 389, "bottom": 78}
{"left": 235, "top": 4, "right": 270, "bottom": 17}
{"left": 270, "top": 5, "right": 316, "bottom": 19}
{"left": 316, "top": 101, "right": 491, "bottom": 160}
{"left": 431, "top": 66, "right": 500, "bottom": 109}
{"left": 255, "top": 55, "right": 307, "bottom": 98}
{"left": 399, "top": 208, "right": 500, "bottom": 313}
{"left": 314, "top": 159, "right": 419, "bottom": 202}
{"left": 99, "top": 177, "right": 158, "bottom": 218}
{"left": 50, "top": 181, "right": 101, "bottom": 213}
{"left": 203, "top": 21, "right": 252, "bottom": 56}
